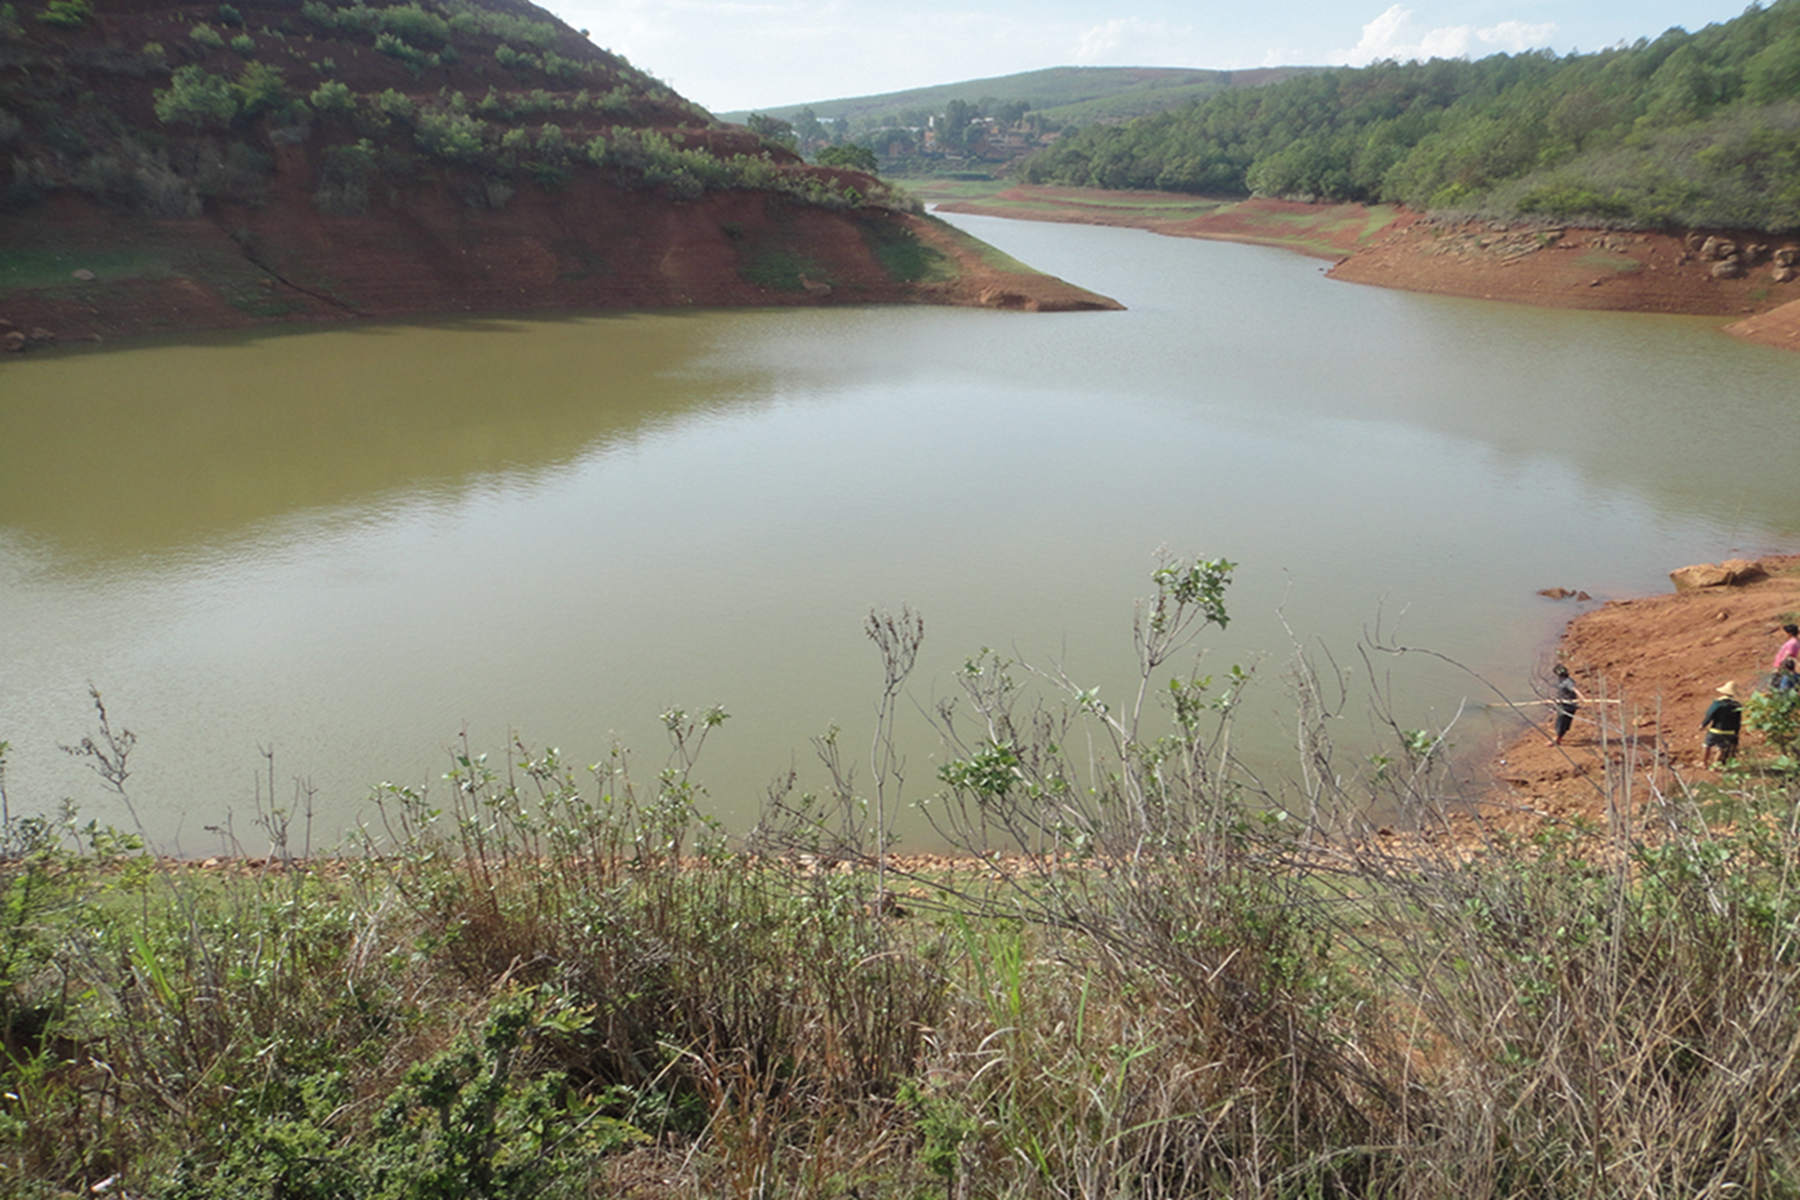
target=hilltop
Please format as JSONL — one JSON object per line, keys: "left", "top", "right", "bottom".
{"left": 717, "top": 64, "right": 1315, "bottom": 130}
{"left": 0, "top": 0, "right": 1115, "bottom": 350}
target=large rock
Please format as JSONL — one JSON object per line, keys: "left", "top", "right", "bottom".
{"left": 1670, "top": 558, "right": 1769, "bottom": 590}
{"left": 1712, "top": 258, "right": 1745, "bottom": 279}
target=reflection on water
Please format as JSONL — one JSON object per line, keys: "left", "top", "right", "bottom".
{"left": 2, "top": 214, "right": 1795, "bottom": 851}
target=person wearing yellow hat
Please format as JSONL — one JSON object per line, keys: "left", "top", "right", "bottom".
{"left": 1701, "top": 680, "right": 1743, "bottom": 768}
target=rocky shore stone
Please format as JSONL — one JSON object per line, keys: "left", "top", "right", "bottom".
{"left": 1670, "top": 558, "right": 1769, "bottom": 590}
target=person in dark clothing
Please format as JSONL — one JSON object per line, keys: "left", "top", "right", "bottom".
{"left": 1551, "top": 663, "right": 1580, "bottom": 746}
{"left": 1702, "top": 680, "right": 1743, "bottom": 768}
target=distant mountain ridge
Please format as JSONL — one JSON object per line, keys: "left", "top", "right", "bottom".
{"left": 718, "top": 65, "right": 1319, "bottom": 130}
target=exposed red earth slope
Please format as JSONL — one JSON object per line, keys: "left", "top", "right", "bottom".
{"left": 0, "top": 1, "right": 1115, "bottom": 352}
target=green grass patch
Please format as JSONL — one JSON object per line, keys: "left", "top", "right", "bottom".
{"left": 900, "top": 177, "right": 1009, "bottom": 204}
{"left": 1575, "top": 250, "right": 1644, "bottom": 274}
{"left": 738, "top": 245, "right": 824, "bottom": 292}
{"left": 0, "top": 246, "right": 178, "bottom": 290}
{"left": 923, "top": 215, "right": 1037, "bottom": 273}
{"left": 1358, "top": 204, "right": 1399, "bottom": 242}
{"left": 863, "top": 222, "right": 956, "bottom": 284}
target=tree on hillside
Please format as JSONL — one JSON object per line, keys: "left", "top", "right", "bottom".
{"left": 817, "top": 143, "right": 877, "bottom": 172}
{"left": 747, "top": 112, "right": 796, "bottom": 149}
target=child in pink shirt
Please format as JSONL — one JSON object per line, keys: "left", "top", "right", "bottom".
{"left": 1776, "top": 624, "right": 1800, "bottom": 674}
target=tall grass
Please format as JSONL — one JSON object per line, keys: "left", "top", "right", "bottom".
{"left": 5, "top": 561, "right": 1800, "bottom": 1196}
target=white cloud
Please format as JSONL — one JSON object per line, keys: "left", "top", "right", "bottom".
{"left": 1072, "top": 17, "right": 1193, "bottom": 64}
{"left": 1339, "top": 4, "right": 1556, "bottom": 65}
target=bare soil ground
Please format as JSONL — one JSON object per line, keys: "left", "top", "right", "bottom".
{"left": 1477, "top": 556, "right": 1800, "bottom": 835}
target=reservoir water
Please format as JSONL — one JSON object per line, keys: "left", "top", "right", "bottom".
{"left": 2, "top": 212, "right": 1796, "bottom": 852}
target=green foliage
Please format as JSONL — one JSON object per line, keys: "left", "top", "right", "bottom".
{"left": 375, "top": 31, "right": 440, "bottom": 73}
{"left": 0, "top": 3, "right": 22, "bottom": 38}
{"left": 746, "top": 111, "right": 796, "bottom": 149}
{"left": 863, "top": 220, "right": 952, "bottom": 283}
{"left": 234, "top": 62, "right": 288, "bottom": 118}
{"left": 229, "top": 33, "right": 254, "bottom": 54}
{"left": 308, "top": 79, "right": 354, "bottom": 115}
{"left": 413, "top": 106, "right": 486, "bottom": 162}
{"left": 373, "top": 88, "right": 416, "bottom": 122}
{"left": 214, "top": 3, "right": 241, "bottom": 26}
{"left": 188, "top": 21, "right": 225, "bottom": 49}
{"left": 33, "top": 0, "right": 88, "bottom": 28}
{"left": 817, "top": 142, "right": 878, "bottom": 172}
{"left": 154, "top": 65, "right": 239, "bottom": 128}
{"left": 1748, "top": 686, "right": 1800, "bottom": 755}
{"left": 1012, "top": 2, "right": 1800, "bottom": 230}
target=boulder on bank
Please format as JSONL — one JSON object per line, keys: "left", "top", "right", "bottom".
{"left": 1670, "top": 558, "right": 1769, "bottom": 590}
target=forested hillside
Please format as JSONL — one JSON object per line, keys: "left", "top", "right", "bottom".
{"left": 1018, "top": 0, "right": 1800, "bottom": 232}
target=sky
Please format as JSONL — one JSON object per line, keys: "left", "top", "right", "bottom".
{"left": 547, "top": 0, "right": 1762, "bottom": 114}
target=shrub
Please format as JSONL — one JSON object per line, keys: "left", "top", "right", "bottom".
{"left": 309, "top": 79, "right": 353, "bottom": 115}
{"left": 154, "top": 65, "right": 238, "bottom": 128}
{"left": 189, "top": 22, "right": 225, "bottom": 49}
{"left": 34, "top": 0, "right": 90, "bottom": 28}
{"left": 413, "top": 107, "right": 485, "bottom": 162}
{"left": 817, "top": 143, "right": 878, "bottom": 173}
{"left": 234, "top": 62, "right": 288, "bottom": 119}
{"left": 1747, "top": 686, "right": 1800, "bottom": 756}
{"left": 215, "top": 3, "right": 241, "bottom": 26}
{"left": 0, "top": 3, "right": 21, "bottom": 37}
{"left": 375, "top": 31, "right": 438, "bottom": 73}
{"left": 229, "top": 33, "right": 254, "bottom": 54}
{"left": 374, "top": 88, "right": 416, "bottom": 122}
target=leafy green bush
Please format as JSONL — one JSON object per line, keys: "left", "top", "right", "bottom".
{"left": 154, "top": 65, "right": 239, "bottom": 128}
{"left": 413, "top": 107, "right": 486, "bottom": 162}
{"left": 232, "top": 62, "right": 290, "bottom": 120}
{"left": 375, "top": 31, "right": 439, "bottom": 73}
{"left": 1748, "top": 686, "right": 1800, "bottom": 756}
{"left": 34, "top": 0, "right": 89, "bottom": 28}
{"left": 308, "top": 79, "right": 354, "bottom": 115}
{"left": 189, "top": 22, "right": 224, "bottom": 48}
{"left": 229, "top": 33, "right": 254, "bottom": 54}
{"left": 817, "top": 143, "right": 878, "bottom": 173}
{"left": 373, "top": 88, "right": 416, "bottom": 122}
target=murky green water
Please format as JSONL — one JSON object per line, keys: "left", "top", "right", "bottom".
{"left": 3, "top": 212, "right": 1795, "bottom": 852}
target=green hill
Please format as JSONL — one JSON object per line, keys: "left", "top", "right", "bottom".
{"left": 1015, "top": 0, "right": 1800, "bottom": 233}
{"left": 718, "top": 65, "right": 1316, "bottom": 131}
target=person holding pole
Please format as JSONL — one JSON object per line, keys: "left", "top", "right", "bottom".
{"left": 1551, "top": 663, "right": 1580, "bottom": 746}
